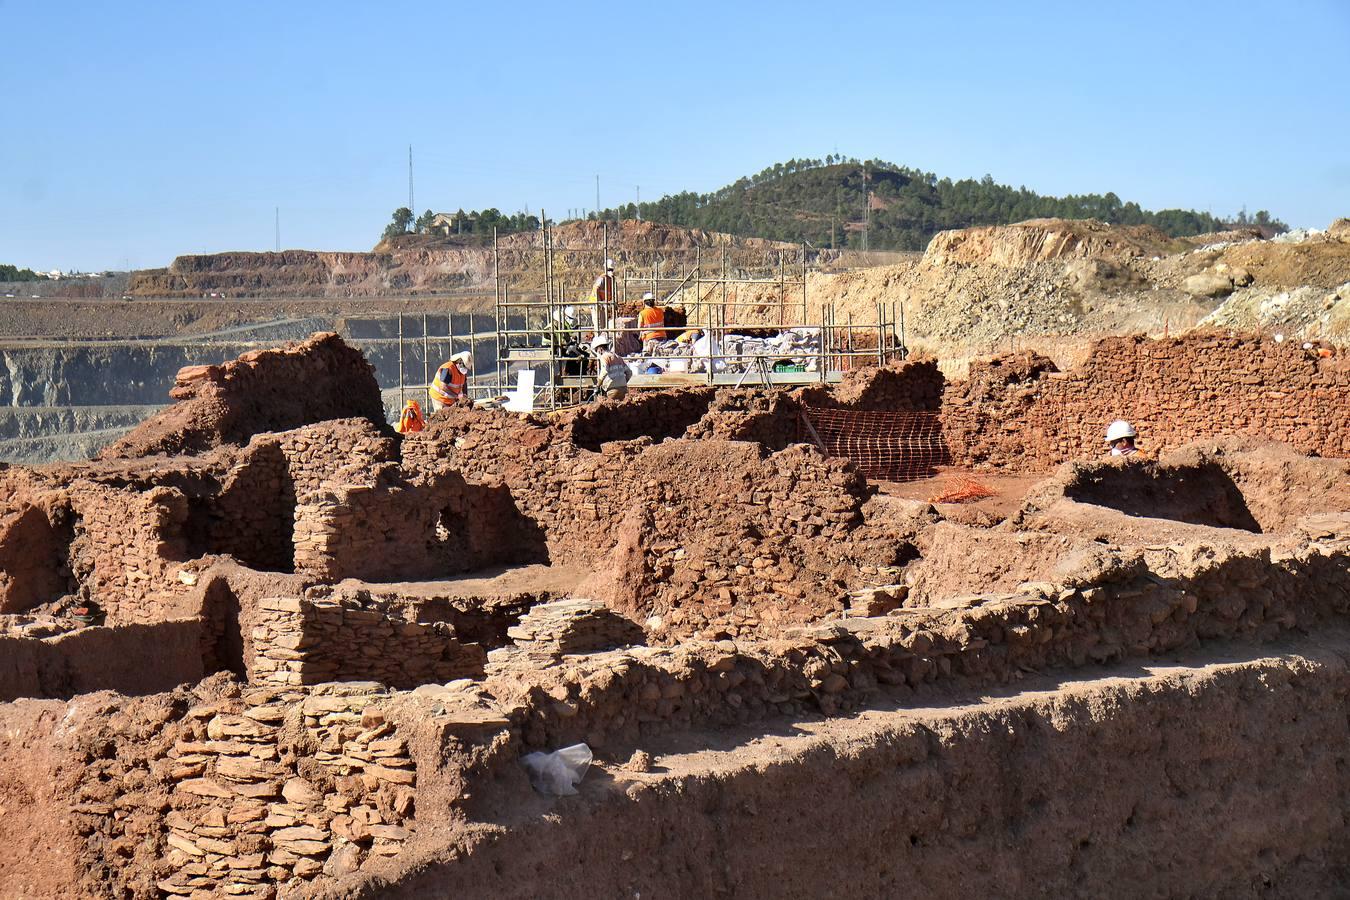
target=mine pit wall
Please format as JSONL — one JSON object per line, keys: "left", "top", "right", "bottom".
{"left": 386, "top": 640, "right": 1350, "bottom": 900}
{"left": 941, "top": 333, "right": 1350, "bottom": 470}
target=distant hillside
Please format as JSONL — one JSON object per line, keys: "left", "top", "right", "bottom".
{"left": 590, "top": 159, "right": 1286, "bottom": 251}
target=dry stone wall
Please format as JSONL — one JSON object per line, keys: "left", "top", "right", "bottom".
{"left": 68, "top": 681, "right": 420, "bottom": 898}
{"left": 245, "top": 594, "right": 486, "bottom": 689}
{"left": 486, "top": 516, "right": 1350, "bottom": 751}
{"left": 68, "top": 481, "right": 197, "bottom": 623}
{"left": 942, "top": 333, "right": 1350, "bottom": 470}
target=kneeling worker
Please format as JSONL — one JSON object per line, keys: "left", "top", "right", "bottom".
{"left": 590, "top": 334, "right": 632, "bottom": 401}
{"left": 429, "top": 351, "right": 473, "bottom": 411}
{"left": 1105, "top": 420, "right": 1143, "bottom": 458}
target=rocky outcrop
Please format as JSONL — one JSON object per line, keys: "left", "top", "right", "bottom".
{"left": 922, "top": 218, "right": 1179, "bottom": 269}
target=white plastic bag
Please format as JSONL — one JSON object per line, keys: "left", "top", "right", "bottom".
{"left": 521, "top": 743, "right": 593, "bottom": 796}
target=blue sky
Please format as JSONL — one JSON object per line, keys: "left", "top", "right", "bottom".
{"left": 2, "top": 0, "right": 1347, "bottom": 271}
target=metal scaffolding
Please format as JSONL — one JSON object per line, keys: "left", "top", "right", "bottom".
{"left": 491, "top": 218, "right": 907, "bottom": 410}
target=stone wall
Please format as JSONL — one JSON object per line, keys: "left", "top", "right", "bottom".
{"left": 483, "top": 519, "right": 1350, "bottom": 751}
{"left": 67, "top": 681, "right": 419, "bottom": 898}
{"left": 99, "top": 332, "right": 386, "bottom": 459}
{"left": 244, "top": 594, "right": 486, "bottom": 689}
{"left": 68, "top": 482, "right": 197, "bottom": 623}
{"left": 404, "top": 414, "right": 894, "bottom": 638}
{"left": 942, "top": 333, "right": 1350, "bottom": 471}
{"left": 208, "top": 419, "right": 395, "bottom": 573}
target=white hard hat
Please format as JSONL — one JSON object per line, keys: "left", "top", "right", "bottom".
{"left": 642, "top": 292, "right": 655, "bottom": 302}
{"left": 1105, "top": 420, "right": 1137, "bottom": 443}
{"left": 451, "top": 351, "right": 472, "bottom": 367}
{"left": 605, "top": 258, "right": 614, "bottom": 270}
{"left": 590, "top": 334, "right": 611, "bottom": 351}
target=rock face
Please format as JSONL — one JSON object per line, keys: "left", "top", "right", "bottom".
{"left": 128, "top": 221, "right": 835, "bottom": 299}
{"left": 1183, "top": 271, "right": 1236, "bottom": 297}
{"left": 99, "top": 332, "right": 385, "bottom": 459}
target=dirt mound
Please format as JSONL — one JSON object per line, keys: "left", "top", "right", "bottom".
{"left": 922, "top": 218, "right": 1180, "bottom": 269}
{"left": 800, "top": 217, "right": 1350, "bottom": 362}
{"left": 99, "top": 332, "right": 385, "bottom": 459}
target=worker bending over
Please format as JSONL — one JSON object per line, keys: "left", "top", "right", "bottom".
{"left": 429, "top": 351, "right": 473, "bottom": 411}
{"left": 590, "top": 334, "right": 632, "bottom": 401}
{"left": 396, "top": 399, "right": 425, "bottom": 434}
{"left": 1105, "top": 420, "right": 1144, "bottom": 458}
{"left": 638, "top": 292, "right": 666, "bottom": 353}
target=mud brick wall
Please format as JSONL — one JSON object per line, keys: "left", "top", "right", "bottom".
{"left": 597, "top": 442, "right": 879, "bottom": 638}
{"left": 100, "top": 332, "right": 386, "bottom": 460}
{"left": 802, "top": 359, "right": 946, "bottom": 412}
{"left": 568, "top": 388, "right": 716, "bottom": 451}
{"left": 0, "top": 619, "right": 205, "bottom": 701}
{"left": 404, "top": 408, "right": 875, "bottom": 561}
{"left": 70, "top": 682, "right": 418, "bottom": 898}
{"left": 943, "top": 334, "right": 1350, "bottom": 471}
{"left": 245, "top": 595, "right": 486, "bottom": 688}
{"left": 486, "top": 520, "right": 1350, "bottom": 752}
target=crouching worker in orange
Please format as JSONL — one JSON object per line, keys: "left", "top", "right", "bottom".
{"left": 396, "top": 399, "right": 425, "bottom": 434}
{"left": 429, "top": 351, "right": 472, "bottom": 411}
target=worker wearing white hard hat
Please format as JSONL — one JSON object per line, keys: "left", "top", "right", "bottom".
{"left": 590, "top": 334, "right": 631, "bottom": 401}
{"left": 1105, "top": 420, "right": 1140, "bottom": 457}
{"left": 429, "top": 351, "right": 473, "bottom": 412}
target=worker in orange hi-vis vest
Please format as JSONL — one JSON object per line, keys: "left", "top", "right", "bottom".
{"left": 638, "top": 292, "right": 666, "bottom": 353}
{"left": 396, "top": 399, "right": 425, "bottom": 434}
{"left": 429, "top": 351, "right": 472, "bottom": 412}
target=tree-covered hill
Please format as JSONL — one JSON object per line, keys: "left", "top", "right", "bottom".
{"left": 591, "top": 158, "right": 1285, "bottom": 251}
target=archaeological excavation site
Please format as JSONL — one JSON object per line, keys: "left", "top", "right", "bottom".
{"left": 0, "top": 319, "right": 1346, "bottom": 899}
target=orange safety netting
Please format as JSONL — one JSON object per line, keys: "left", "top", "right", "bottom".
{"left": 799, "top": 407, "right": 950, "bottom": 482}
{"left": 927, "top": 476, "right": 997, "bottom": 504}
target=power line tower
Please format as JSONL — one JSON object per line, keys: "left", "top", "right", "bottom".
{"left": 862, "top": 161, "right": 870, "bottom": 252}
